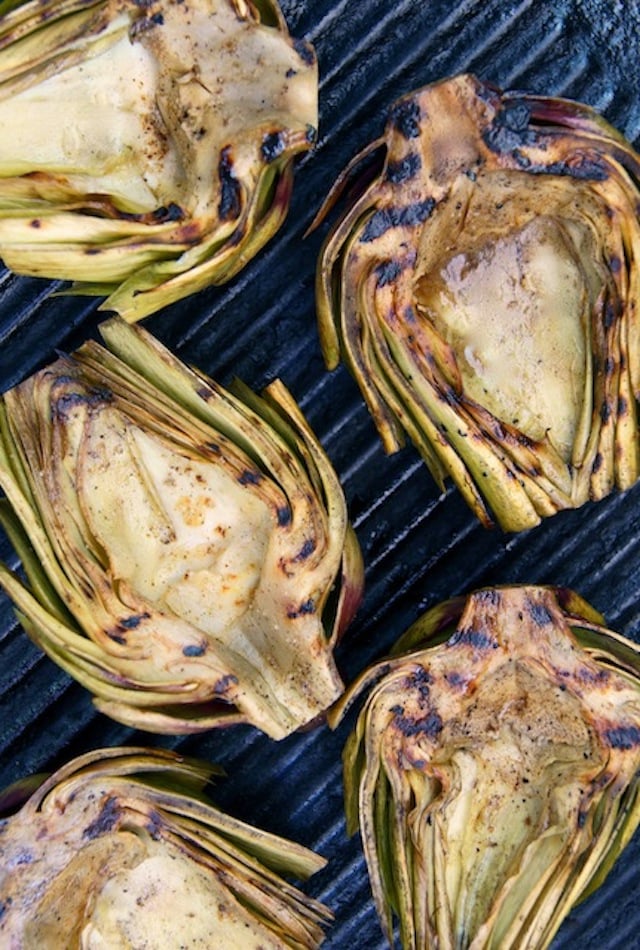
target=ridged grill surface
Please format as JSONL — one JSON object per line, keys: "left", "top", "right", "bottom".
{"left": 0, "top": 0, "right": 639, "bottom": 947}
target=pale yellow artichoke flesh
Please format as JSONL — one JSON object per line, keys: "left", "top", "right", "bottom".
{"left": 330, "top": 586, "right": 640, "bottom": 950}
{"left": 0, "top": 0, "right": 318, "bottom": 319}
{"left": 0, "top": 747, "right": 332, "bottom": 947}
{"left": 0, "top": 317, "right": 364, "bottom": 738}
{"left": 316, "top": 73, "right": 640, "bottom": 531}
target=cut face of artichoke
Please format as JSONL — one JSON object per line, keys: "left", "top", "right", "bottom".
{"left": 0, "top": 0, "right": 318, "bottom": 320}
{"left": 0, "top": 317, "right": 364, "bottom": 739}
{"left": 329, "top": 586, "right": 640, "bottom": 950}
{"left": 315, "top": 73, "right": 640, "bottom": 531}
{"left": 0, "top": 747, "right": 332, "bottom": 947}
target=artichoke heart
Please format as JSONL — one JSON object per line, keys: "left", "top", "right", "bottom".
{"left": 0, "top": 0, "right": 318, "bottom": 320}
{"left": 0, "top": 746, "right": 332, "bottom": 947}
{"left": 315, "top": 73, "right": 640, "bottom": 531}
{"left": 329, "top": 585, "right": 640, "bottom": 949}
{"left": 0, "top": 317, "right": 364, "bottom": 739}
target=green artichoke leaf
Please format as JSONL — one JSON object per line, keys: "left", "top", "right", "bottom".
{"left": 0, "top": 317, "right": 364, "bottom": 739}
{"left": 315, "top": 73, "right": 640, "bottom": 531}
{"left": 0, "top": 0, "right": 318, "bottom": 320}
{"left": 0, "top": 746, "right": 332, "bottom": 948}
{"left": 329, "top": 585, "right": 640, "bottom": 950}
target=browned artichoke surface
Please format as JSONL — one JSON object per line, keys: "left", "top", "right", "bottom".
{"left": 0, "top": 0, "right": 318, "bottom": 320}
{"left": 0, "top": 747, "right": 332, "bottom": 947}
{"left": 0, "top": 317, "right": 364, "bottom": 739}
{"left": 330, "top": 586, "right": 640, "bottom": 950}
{"left": 316, "top": 73, "right": 640, "bottom": 532}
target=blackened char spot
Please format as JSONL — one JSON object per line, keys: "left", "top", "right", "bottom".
{"left": 277, "top": 506, "right": 292, "bottom": 526}
{"left": 516, "top": 431, "right": 534, "bottom": 448}
{"left": 0, "top": 898, "right": 12, "bottom": 920}
{"left": 83, "top": 795, "right": 120, "bottom": 839}
{"left": 287, "top": 598, "right": 315, "bottom": 619}
{"left": 218, "top": 146, "right": 242, "bottom": 221}
{"left": 446, "top": 670, "right": 467, "bottom": 689}
{"left": 483, "top": 100, "right": 535, "bottom": 153}
{"left": 183, "top": 643, "right": 206, "bottom": 657}
{"left": 146, "top": 809, "right": 163, "bottom": 840}
{"left": 389, "top": 98, "right": 421, "bottom": 139}
{"left": 386, "top": 152, "right": 421, "bottom": 184}
{"left": 52, "top": 387, "right": 113, "bottom": 422}
{"left": 151, "top": 202, "right": 184, "bottom": 223}
{"left": 394, "top": 708, "right": 443, "bottom": 739}
{"left": 576, "top": 665, "right": 609, "bottom": 686}
{"left": 527, "top": 156, "right": 609, "bottom": 181}
{"left": 106, "top": 631, "right": 127, "bottom": 645}
{"left": 604, "top": 300, "right": 620, "bottom": 329}
{"left": 527, "top": 600, "right": 552, "bottom": 626}
{"left": 262, "top": 131, "right": 286, "bottom": 163}
{"left": 604, "top": 725, "right": 640, "bottom": 749}
{"left": 360, "top": 198, "right": 435, "bottom": 242}
{"left": 408, "top": 666, "right": 433, "bottom": 700}
{"left": 375, "top": 260, "right": 402, "bottom": 287}
{"left": 477, "top": 588, "right": 501, "bottom": 606}
{"left": 293, "top": 38, "right": 315, "bottom": 66}
{"left": 238, "top": 469, "right": 262, "bottom": 485}
{"left": 294, "top": 538, "right": 316, "bottom": 561}
{"left": 120, "top": 612, "right": 150, "bottom": 630}
{"left": 442, "top": 386, "right": 460, "bottom": 406}
{"left": 129, "top": 12, "right": 164, "bottom": 39}
{"left": 214, "top": 674, "right": 239, "bottom": 695}
{"left": 450, "top": 625, "right": 497, "bottom": 650}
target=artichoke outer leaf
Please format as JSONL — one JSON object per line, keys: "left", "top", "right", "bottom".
{"left": 315, "top": 73, "right": 640, "bottom": 531}
{"left": 0, "top": 317, "right": 364, "bottom": 739}
{"left": 0, "top": 0, "right": 319, "bottom": 320}
{"left": 330, "top": 585, "right": 640, "bottom": 949}
{"left": 0, "top": 746, "right": 332, "bottom": 948}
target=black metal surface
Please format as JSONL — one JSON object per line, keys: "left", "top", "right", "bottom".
{"left": 1, "top": 0, "right": 639, "bottom": 946}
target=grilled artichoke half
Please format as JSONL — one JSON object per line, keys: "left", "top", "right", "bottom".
{"left": 0, "top": 317, "right": 363, "bottom": 739}
{"left": 0, "top": 746, "right": 332, "bottom": 947}
{"left": 315, "top": 73, "right": 640, "bottom": 531}
{"left": 0, "top": 0, "right": 318, "bottom": 321}
{"left": 329, "top": 585, "right": 640, "bottom": 949}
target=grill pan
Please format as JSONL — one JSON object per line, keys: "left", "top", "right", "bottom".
{"left": 0, "top": 1, "right": 639, "bottom": 946}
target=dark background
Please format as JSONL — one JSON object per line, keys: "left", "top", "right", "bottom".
{"left": 1, "top": 1, "right": 639, "bottom": 946}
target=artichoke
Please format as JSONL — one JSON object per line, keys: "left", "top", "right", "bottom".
{"left": 0, "top": 316, "right": 363, "bottom": 738}
{"left": 0, "top": 746, "right": 332, "bottom": 947}
{"left": 329, "top": 585, "right": 640, "bottom": 949}
{"left": 0, "top": 0, "right": 318, "bottom": 321}
{"left": 315, "top": 73, "right": 640, "bottom": 531}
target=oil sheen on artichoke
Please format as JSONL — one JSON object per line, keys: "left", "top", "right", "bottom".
{"left": 316, "top": 73, "right": 640, "bottom": 531}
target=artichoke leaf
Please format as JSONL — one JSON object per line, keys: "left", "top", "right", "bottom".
{"left": 315, "top": 73, "right": 640, "bottom": 531}
{"left": 0, "top": 317, "right": 364, "bottom": 738}
{"left": 330, "top": 585, "right": 640, "bottom": 949}
{"left": 0, "top": 747, "right": 332, "bottom": 948}
{"left": 0, "top": 0, "right": 318, "bottom": 320}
